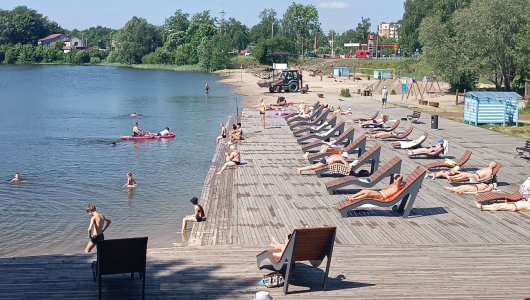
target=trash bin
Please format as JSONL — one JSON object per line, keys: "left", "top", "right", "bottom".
{"left": 431, "top": 115, "right": 439, "bottom": 130}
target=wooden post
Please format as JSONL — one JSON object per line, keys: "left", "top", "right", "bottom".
{"left": 455, "top": 89, "right": 459, "bottom": 105}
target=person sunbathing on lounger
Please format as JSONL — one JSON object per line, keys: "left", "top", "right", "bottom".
{"left": 361, "top": 114, "right": 386, "bottom": 126}
{"left": 425, "top": 166, "right": 461, "bottom": 180}
{"left": 446, "top": 161, "right": 499, "bottom": 183}
{"left": 297, "top": 153, "right": 348, "bottom": 175}
{"left": 406, "top": 139, "right": 444, "bottom": 156}
{"left": 367, "top": 129, "right": 399, "bottom": 139}
{"left": 341, "top": 174, "right": 404, "bottom": 202}
{"left": 445, "top": 183, "right": 496, "bottom": 194}
{"left": 475, "top": 199, "right": 530, "bottom": 212}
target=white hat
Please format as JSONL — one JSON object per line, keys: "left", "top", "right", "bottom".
{"left": 341, "top": 152, "right": 349, "bottom": 158}
{"left": 254, "top": 291, "right": 274, "bottom": 300}
{"left": 383, "top": 86, "right": 387, "bottom": 88}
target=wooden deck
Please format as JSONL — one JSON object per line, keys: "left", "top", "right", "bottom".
{"left": 2, "top": 96, "right": 530, "bottom": 299}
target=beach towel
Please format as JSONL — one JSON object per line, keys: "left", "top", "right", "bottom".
{"left": 520, "top": 177, "right": 530, "bottom": 200}
{"left": 396, "top": 135, "right": 425, "bottom": 149}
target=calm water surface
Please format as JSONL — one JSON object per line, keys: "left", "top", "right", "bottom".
{"left": 0, "top": 65, "right": 238, "bottom": 257}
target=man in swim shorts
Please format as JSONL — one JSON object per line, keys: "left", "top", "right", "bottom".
{"left": 341, "top": 174, "right": 404, "bottom": 202}
{"left": 85, "top": 203, "right": 111, "bottom": 253}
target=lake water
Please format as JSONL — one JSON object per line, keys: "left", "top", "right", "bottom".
{"left": 0, "top": 65, "right": 239, "bottom": 257}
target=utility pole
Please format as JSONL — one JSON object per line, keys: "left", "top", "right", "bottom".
{"left": 271, "top": 23, "right": 274, "bottom": 38}
{"left": 219, "top": 10, "right": 225, "bottom": 35}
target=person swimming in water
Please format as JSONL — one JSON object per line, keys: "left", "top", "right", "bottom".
{"left": 123, "top": 172, "right": 137, "bottom": 188}
{"left": 10, "top": 172, "right": 21, "bottom": 183}
{"left": 130, "top": 112, "right": 138, "bottom": 117}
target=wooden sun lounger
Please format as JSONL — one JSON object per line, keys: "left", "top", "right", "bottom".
{"left": 301, "top": 126, "right": 355, "bottom": 153}
{"left": 353, "top": 111, "right": 379, "bottom": 123}
{"left": 289, "top": 109, "right": 329, "bottom": 129}
{"left": 286, "top": 105, "right": 323, "bottom": 125}
{"left": 256, "top": 226, "right": 336, "bottom": 294}
{"left": 392, "top": 132, "right": 428, "bottom": 149}
{"left": 515, "top": 140, "right": 530, "bottom": 160}
{"left": 361, "top": 115, "right": 389, "bottom": 128}
{"left": 425, "top": 150, "right": 472, "bottom": 170}
{"left": 307, "top": 134, "right": 366, "bottom": 163}
{"left": 315, "top": 145, "right": 381, "bottom": 178}
{"left": 336, "top": 166, "right": 426, "bottom": 218}
{"left": 285, "top": 101, "right": 320, "bottom": 122}
{"left": 296, "top": 121, "right": 344, "bottom": 144}
{"left": 374, "top": 126, "right": 414, "bottom": 141}
{"left": 326, "top": 157, "right": 402, "bottom": 194}
{"left": 406, "top": 111, "right": 421, "bottom": 123}
{"left": 448, "top": 163, "right": 501, "bottom": 185}
{"left": 368, "top": 119, "right": 400, "bottom": 133}
{"left": 292, "top": 116, "right": 337, "bottom": 137}
{"left": 476, "top": 191, "right": 524, "bottom": 204}
{"left": 92, "top": 237, "right": 148, "bottom": 300}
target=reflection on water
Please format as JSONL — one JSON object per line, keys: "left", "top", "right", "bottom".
{"left": 0, "top": 65, "right": 236, "bottom": 257}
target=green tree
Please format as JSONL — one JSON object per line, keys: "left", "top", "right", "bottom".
{"left": 225, "top": 18, "right": 250, "bottom": 51}
{"left": 253, "top": 35, "right": 296, "bottom": 65}
{"left": 110, "top": 16, "right": 162, "bottom": 64}
{"left": 186, "top": 11, "right": 217, "bottom": 64}
{"left": 249, "top": 9, "right": 280, "bottom": 43}
{"left": 282, "top": 3, "right": 320, "bottom": 55}
{"left": 142, "top": 47, "right": 173, "bottom": 64}
{"left": 197, "top": 35, "right": 231, "bottom": 71}
{"left": 79, "top": 26, "right": 115, "bottom": 48}
{"left": 0, "top": 6, "right": 63, "bottom": 45}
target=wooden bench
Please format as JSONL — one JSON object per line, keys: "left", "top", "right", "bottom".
{"left": 418, "top": 100, "right": 428, "bottom": 105}
{"left": 92, "top": 237, "right": 148, "bottom": 300}
{"left": 515, "top": 141, "right": 530, "bottom": 160}
{"left": 476, "top": 192, "right": 524, "bottom": 204}
{"left": 429, "top": 101, "right": 440, "bottom": 108}
{"left": 256, "top": 227, "right": 336, "bottom": 294}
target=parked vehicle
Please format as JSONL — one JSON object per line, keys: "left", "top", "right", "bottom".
{"left": 355, "top": 50, "right": 371, "bottom": 59}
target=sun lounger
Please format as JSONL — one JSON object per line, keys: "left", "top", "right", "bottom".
{"left": 448, "top": 163, "right": 501, "bottom": 185}
{"left": 92, "top": 237, "right": 148, "bottom": 300}
{"left": 476, "top": 191, "right": 525, "bottom": 204}
{"left": 325, "top": 157, "right": 402, "bottom": 194}
{"left": 336, "top": 166, "right": 426, "bottom": 218}
{"left": 373, "top": 126, "right": 414, "bottom": 141}
{"left": 315, "top": 145, "right": 381, "bottom": 178}
{"left": 292, "top": 116, "right": 337, "bottom": 137}
{"left": 425, "top": 150, "right": 472, "bottom": 170}
{"left": 286, "top": 105, "right": 323, "bottom": 125}
{"left": 289, "top": 108, "right": 329, "bottom": 129}
{"left": 256, "top": 226, "right": 336, "bottom": 294}
{"left": 285, "top": 101, "right": 320, "bottom": 122}
{"left": 307, "top": 134, "right": 366, "bottom": 163}
{"left": 301, "top": 126, "right": 355, "bottom": 153}
{"left": 296, "top": 121, "right": 344, "bottom": 144}
{"left": 392, "top": 132, "right": 428, "bottom": 149}
{"left": 361, "top": 114, "right": 389, "bottom": 128}
{"left": 406, "top": 111, "right": 421, "bottom": 123}
{"left": 353, "top": 111, "right": 379, "bottom": 123}
{"left": 368, "top": 119, "right": 400, "bottom": 133}
{"left": 515, "top": 140, "right": 530, "bottom": 160}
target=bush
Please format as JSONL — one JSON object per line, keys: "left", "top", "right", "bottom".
{"left": 390, "top": 89, "right": 397, "bottom": 95}
{"left": 141, "top": 47, "right": 173, "bottom": 64}
{"left": 340, "top": 88, "right": 351, "bottom": 97}
{"left": 89, "top": 57, "right": 101, "bottom": 64}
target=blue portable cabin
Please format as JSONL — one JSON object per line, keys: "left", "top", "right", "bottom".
{"left": 333, "top": 67, "right": 350, "bottom": 77}
{"left": 463, "top": 91, "right": 521, "bottom": 127}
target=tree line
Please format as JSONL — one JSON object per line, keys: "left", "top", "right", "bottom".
{"left": 400, "top": 0, "right": 530, "bottom": 92}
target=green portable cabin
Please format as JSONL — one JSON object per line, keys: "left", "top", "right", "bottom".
{"left": 463, "top": 91, "right": 520, "bottom": 127}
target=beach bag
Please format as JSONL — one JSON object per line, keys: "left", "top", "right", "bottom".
{"left": 519, "top": 177, "right": 530, "bottom": 200}
{"left": 263, "top": 271, "right": 284, "bottom": 288}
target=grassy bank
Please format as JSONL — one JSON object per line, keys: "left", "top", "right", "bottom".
{"left": 109, "top": 63, "right": 203, "bottom": 72}
{"left": 480, "top": 123, "right": 530, "bottom": 139}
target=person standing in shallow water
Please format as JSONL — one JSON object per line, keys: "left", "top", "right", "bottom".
{"left": 204, "top": 82, "right": 209, "bottom": 94}
{"left": 85, "top": 203, "right": 111, "bottom": 253}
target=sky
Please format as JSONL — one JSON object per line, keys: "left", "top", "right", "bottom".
{"left": 1, "top": 0, "right": 405, "bottom": 33}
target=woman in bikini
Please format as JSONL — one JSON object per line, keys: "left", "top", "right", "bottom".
{"left": 425, "top": 165, "right": 461, "bottom": 180}
{"left": 181, "top": 197, "right": 206, "bottom": 232}
{"left": 216, "top": 123, "right": 227, "bottom": 144}
{"left": 342, "top": 174, "right": 404, "bottom": 202}
{"left": 216, "top": 145, "right": 241, "bottom": 174}
{"left": 476, "top": 200, "right": 530, "bottom": 212}
{"left": 446, "top": 161, "right": 499, "bottom": 182}
{"left": 297, "top": 153, "right": 349, "bottom": 175}
{"left": 407, "top": 139, "right": 444, "bottom": 156}
{"left": 258, "top": 98, "right": 267, "bottom": 130}
{"left": 123, "top": 172, "right": 136, "bottom": 188}
{"left": 445, "top": 183, "right": 496, "bottom": 194}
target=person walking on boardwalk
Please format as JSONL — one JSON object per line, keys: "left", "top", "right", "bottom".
{"left": 381, "top": 86, "right": 388, "bottom": 109}
{"left": 258, "top": 98, "right": 267, "bottom": 130}
{"left": 216, "top": 123, "right": 227, "bottom": 144}
{"left": 85, "top": 203, "right": 111, "bottom": 253}
{"left": 181, "top": 197, "right": 206, "bottom": 233}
